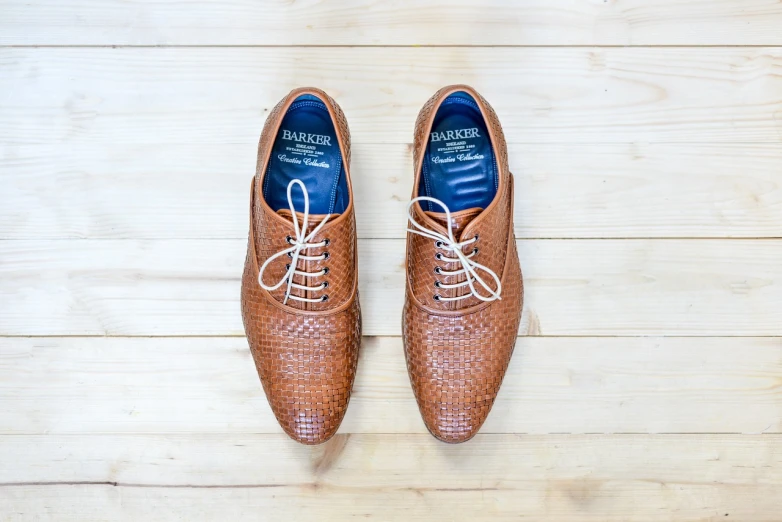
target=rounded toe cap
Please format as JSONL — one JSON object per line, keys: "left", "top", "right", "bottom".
{"left": 243, "top": 299, "right": 362, "bottom": 445}
{"left": 403, "top": 302, "right": 519, "bottom": 444}
{"left": 408, "top": 366, "right": 500, "bottom": 444}
{"left": 273, "top": 393, "right": 349, "bottom": 445}
{"left": 421, "top": 405, "right": 488, "bottom": 444}
{"left": 258, "top": 344, "right": 358, "bottom": 445}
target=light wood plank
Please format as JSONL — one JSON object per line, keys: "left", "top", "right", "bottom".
{"left": 1, "top": 434, "right": 780, "bottom": 521}
{"left": 1, "top": 337, "right": 779, "bottom": 434}
{"left": 3, "top": 143, "right": 782, "bottom": 240}
{"left": 3, "top": 0, "right": 782, "bottom": 46}
{"left": 1, "top": 239, "right": 781, "bottom": 336}
{"left": 3, "top": 48, "right": 782, "bottom": 146}
{"left": 4, "top": 433, "right": 781, "bottom": 487}
{"left": 3, "top": 483, "right": 779, "bottom": 522}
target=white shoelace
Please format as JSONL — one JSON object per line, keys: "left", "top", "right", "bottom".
{"left": 407, "top": 196, "right": 502, "bottom": 303}
{"left": 258, "top": 179, "right": 331, "bottom": 305}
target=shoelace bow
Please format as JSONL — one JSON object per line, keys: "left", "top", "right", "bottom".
{"left": 258, "top": 179, "right": 331, "bottom": 305}
{"left": 407, "top": 196, "right": 502, "bottom": 303}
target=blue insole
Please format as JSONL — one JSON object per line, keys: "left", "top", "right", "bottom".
{"left": 263, "top": 94, "right": 349, "bottom": 215}
{"left": 419, "top": 92, "right": 498, "bottom": 212}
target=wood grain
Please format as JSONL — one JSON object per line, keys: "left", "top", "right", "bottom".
{"left": 3, "top": 0, "right": 782, "bottom": 46}
{"left": 1, "top": 337, "right": 779, "bottom": 435}
{"left": 4, "top": 1, "right": 782, "bottom": 520}
{"left": 3, "top": 143, "right": 782, "bottom": 240}
{"left": 1, "top": 434, "right": 780, "bottom": 521}
{"left": 3, "top": 483, "right": 779, "bottom": 522}
{"left": 3, "top": 48, "right": 782, "bottom": 146}
{"left": 2, "top": 239, "right": 781, "bottom": 336}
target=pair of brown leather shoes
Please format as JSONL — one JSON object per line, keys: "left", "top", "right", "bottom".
{"left": 241, "top": 85, "right": 523, "bottom": 444}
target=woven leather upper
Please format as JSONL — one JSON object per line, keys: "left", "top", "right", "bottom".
{"left": 241, "top": 87, "right": 361, "bottom": 444}
{"left": 403, "top": 85, "right": 524, "bottom": 443}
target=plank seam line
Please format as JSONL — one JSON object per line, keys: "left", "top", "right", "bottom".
{"left": 3, "top": 237, "right": 782, "bottom": 242}
{"left": 0, "top": 482, "right": 528, "bottom": 491}
{"left": 2, "top": 335, "right": 782, "bottom": 339}
{"left": 1, "top": 432, "right": 779, "bottom": 436}
{"left": 2, "top": 44, "right": 782, "bottom": 49}
{"left": 1, "top": 141, "right": 779, "bottom": 146}
{"left": 0, "top": 481, "right": 286, "bottom": 489}
{"left": 1, "top": 142, "right": 780, "bottom": 145}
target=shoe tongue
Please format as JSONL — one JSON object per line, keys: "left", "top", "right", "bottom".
{"left": 277, "top": 208, "right": 339, "bottom": 228}
{"left": 425, "top": 207, "right": 483, "bottom": 236}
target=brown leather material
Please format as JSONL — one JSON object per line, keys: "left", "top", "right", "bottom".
{"left": 403, "top": 85, "right": 524, "bottom": 443}
{"left": 425, "top": 207, "right": 483, "bottom": 232}
{"left": 241, "top": 87, "right": 361, "bottom": 445}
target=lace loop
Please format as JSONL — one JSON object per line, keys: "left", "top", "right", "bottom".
{"left": 258, "top": 179, "right": 331, "bottom": 304}
{"left": 407, "top": 196, "right": 502, "bottom": 303}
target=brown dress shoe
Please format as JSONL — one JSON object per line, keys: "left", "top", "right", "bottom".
{"left": 403, "top": 85, "right": 524, "bottom": 443}
{"left": 241, "top": 87, "right": 361, "bottom": 445}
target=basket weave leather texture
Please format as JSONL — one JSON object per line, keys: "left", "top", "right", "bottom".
{"left": 241, "top": 87, "right": 361, "bottom": 445}
{"left": 403, "top": 85, "right": 524, "bottom": 443}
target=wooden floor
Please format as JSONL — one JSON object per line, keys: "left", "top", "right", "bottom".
{"left": 2, "top": 1, "right": 782, "bottom": 520}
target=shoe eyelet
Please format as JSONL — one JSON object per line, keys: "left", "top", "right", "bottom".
{"left": 435, "top": 253, "right": 443, "bottom": 260}
{"left": 286, "top": 252, "right": 293, "bottom": 258}
{"left": 434, "top": 266, "right": 442, "bottom": 275}
{"left": 321, "top": 281, "right": 329, "bottom": 289}
{"left": 433, "top": 294, "right": 441, "bottom": 301}
{"left": 286, "top": 235, "right": 293, "bottom": 244}
{"left": 472, "top": 248, "right": 479, "bottom": 255}
{"left": 285, "top": 263, "right": 291, "bottom": 270}
{"left": 434, "top": 240, "right": 444, "bottom": 248}
{"left": 474, "top": 234, "right": 479, "bottom": 242}
{"left": 322, "top": 252, "right": 330, "bottom": 260}
{"left": 321, "top": 295, "right": 329, "bottom": 302}
{"left": 322, "top": 267, "right": 330, "bottom": 275}
{"left": 434, "top": 281, "right": 442, "bottom": 288}
{"left": 323, "top": 238, "right": 331, "bottom": 246}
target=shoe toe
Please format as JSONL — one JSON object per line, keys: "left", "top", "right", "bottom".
{"left": 403, "top": 300, "right": 519, "bottom": 444}
{"left": 406, "top": 347, "right": 505, "bottom": 443}
{"left": 258, "top": 325, "right": 359, "bottom": 444}
{"left": 270, "top": 384, "right": 350, "bottom": 445}
{"left": 243, "top": 296, "right": 361, "bottom": 445}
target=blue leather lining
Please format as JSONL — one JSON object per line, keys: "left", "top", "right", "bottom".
{"left": 419, "top": 92, "right": 498, "bottom": 212}
{"left": 263, "top": 94, "right": 349, "bottom": 214}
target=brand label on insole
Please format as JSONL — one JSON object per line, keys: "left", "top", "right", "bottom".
{"left": 277, "top": 129, "right": 333, "bottom": 169}
{"left": 429, "top": 127, "right": 485, "bottom": 164}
